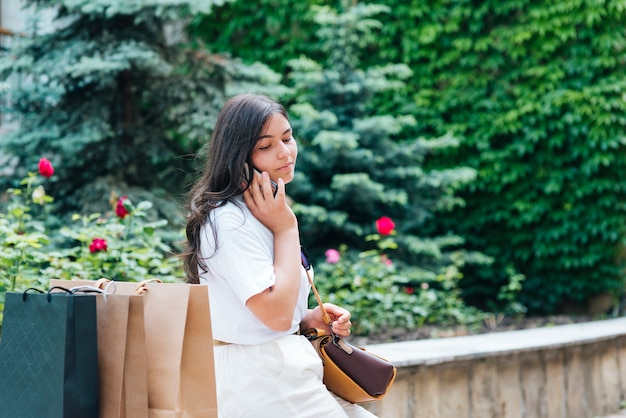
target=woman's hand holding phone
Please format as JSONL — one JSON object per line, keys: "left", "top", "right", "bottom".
{"left": 243, "top": 169, "right": 296, "bottom": 235}
{"left": 242, "top": 163, "right": 278, "bottom": 197}
{"left": 254, "top": 168, "right": 278, "bottom": 197}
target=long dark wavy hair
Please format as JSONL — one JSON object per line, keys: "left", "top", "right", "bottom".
{"left": 182, "top": 93, "right": 289, "bottom": 284}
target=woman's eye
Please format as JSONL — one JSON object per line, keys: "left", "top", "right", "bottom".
{"left": 283, "top": 137, "right": 294, "bottom": 143}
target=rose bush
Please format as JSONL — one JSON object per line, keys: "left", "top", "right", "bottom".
{"left": 42, "top": 194, "right": 181, "bottom": 283}
{"left": 0, "top": 173, "right": 52, "bottom": 299}
{"left": 1, "top": 162, "right": 523, "bottom": 338}
{"left": 0, "top": 160, "right": 183, "bottom": 328}
{"left": 311, "top": 217, "right": 489, "bottom": 336}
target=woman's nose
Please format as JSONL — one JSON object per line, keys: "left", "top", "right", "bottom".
{"left": 277, "top": 142, "right": 291, "bottom": 158}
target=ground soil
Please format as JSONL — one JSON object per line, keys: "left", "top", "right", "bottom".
{"left": 350, "top": 314, "right": 600, "bottom": 346}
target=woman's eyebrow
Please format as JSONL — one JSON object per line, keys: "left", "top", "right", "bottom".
{"left": 258, "top": 128, "right": 292, "bottom": 140}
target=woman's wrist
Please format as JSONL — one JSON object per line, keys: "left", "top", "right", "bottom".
{"left": 299, "top": 309, "right": 314, "bottom": 331}
{"left": 273, "top": 224, "right": 299, "bottom": 240}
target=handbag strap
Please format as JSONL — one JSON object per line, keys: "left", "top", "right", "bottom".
{"left": 303, "top": 265, "right": 355, "bottom": 353}
{"left": 303, "top": 263, "right": 332, "bottom": 326}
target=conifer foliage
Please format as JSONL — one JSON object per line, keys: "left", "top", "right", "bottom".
{"left": 284, "top": 3, "right": 477, "bottom": 273}
{"left": 0, "top": 0, "right": 233, "bottom": 215}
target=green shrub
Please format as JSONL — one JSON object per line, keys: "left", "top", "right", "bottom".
{"left": 42, "top": 197, "right": 182, "bottom": 284}
{"left": 0, "top": 160, "right": 184, "bottom": 328}
{"left": 310, "top": 216, "right": 491, "bottom": 336}
{"left": 0, "top": 159, "right": 520, "bottom": 338}
{"left": 0, "top": 173, "right": 53, "bottom": 296}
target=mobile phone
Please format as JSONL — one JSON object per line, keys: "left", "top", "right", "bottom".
{"left": 254, "top": 168, "right": 278, "bottom": 197}
{"left": 244, "top": 163, "right": 278, "bottom": 196}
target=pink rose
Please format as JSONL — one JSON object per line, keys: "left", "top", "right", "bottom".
{"left": 325, "top": 249, "right": 341, "bottom": 264}
{"left": 115, "top": 196, "right": 130, "bottom": 219}
{"left": 375, "top": 216, "right": 395, "bottom": 236}
{"left": 89, "top": 238, "right": 108, "bottom": 253}
{"left": 38, "top": 158, "right": 54, "bottom": 178}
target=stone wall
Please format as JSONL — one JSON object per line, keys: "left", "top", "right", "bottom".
{"left": 359, "top": 318, "right": 626, "bottom": 418}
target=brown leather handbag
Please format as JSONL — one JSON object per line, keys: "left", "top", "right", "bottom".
{"left": 302, "top": 262, "right": 397, "bottom": 403}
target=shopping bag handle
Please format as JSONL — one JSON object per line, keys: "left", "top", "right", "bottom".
{"left": 90, "top": 277, "right": 162, "bottom": 295}
{"left": 135, "top": 278, "right": 163, "bottom": 295}
{"left": 82, "top": 278, "right": 118, "bottom": 296}
{"left": 22, "top": 287, "right": 73, "bottom": 303}
{"left": 46, "top": 286, "right": 73, "bottom": 302}
{"left": 67, "top": 285, "right": 113, "bottom": 302}
{"left": 22, "top": 288, "right": 44, "bottom": 301}
{"left": 49, "top": 285, "right": 111, "bottom": 301}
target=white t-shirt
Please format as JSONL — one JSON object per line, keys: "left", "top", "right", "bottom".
{"left": 198, "top": 197, "right": 311, "bottom": 345}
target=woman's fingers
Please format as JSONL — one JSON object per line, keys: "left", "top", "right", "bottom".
{"left": 243, "top": 171, "right": 297, "bottom": 234}
{"left": 250, "top": 171, "right": 278, "bottom": 204}
{"left": 331, "top": 321, "right": 352, "bottom": 337}
{"left": 323, "top": 303, "right": 353, "bottom": 337}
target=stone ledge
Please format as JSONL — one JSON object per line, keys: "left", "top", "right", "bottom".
{"left": 364, "top": 316, "right": 626, "bottom": 368}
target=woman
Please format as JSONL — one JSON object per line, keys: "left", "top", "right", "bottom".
{"left": 182, "top": 93, "right": 377, "bottom": 417}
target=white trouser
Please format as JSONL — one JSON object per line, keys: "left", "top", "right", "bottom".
{"left": 213, "top": 334, "right": 378, "bottom": 418}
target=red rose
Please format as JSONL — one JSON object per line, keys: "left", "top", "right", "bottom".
{"left": 404, "top": 287, "right": 414, "bottom": 295}
{"left": 375, "top": 216, "right": 395, "bottom": 236}
{"left": 38, "top": 158, "right": 54, "bottom": 178}
{"left": 89, "top": 238, "right": 108, "bottom": 253}
{"left": 115, "top": 196, "right": 130, "bottom": 219}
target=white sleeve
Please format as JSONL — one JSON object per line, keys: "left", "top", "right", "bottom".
{"left": 201, "top": 205, "right": 276, "bottom": 304}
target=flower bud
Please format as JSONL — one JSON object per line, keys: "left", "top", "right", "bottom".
{"left": 32, "top": 186, "right": 46, "bottom": 205}
{"left": 38, "top": 158, "right": 54, "bottom": 178}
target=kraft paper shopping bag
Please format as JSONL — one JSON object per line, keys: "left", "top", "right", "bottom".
{"left": 53, "top": 279, "right": 218, "bottom": 418}
{"left": 50, "top": 279, "right": 150, "bottom": 418}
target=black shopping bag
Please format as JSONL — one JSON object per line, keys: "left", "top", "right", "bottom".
{"left": 0, "top": 288, "right": 99, "bottom": 418}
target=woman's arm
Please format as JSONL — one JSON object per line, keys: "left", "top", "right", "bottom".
{"left": 243, "top": 174, "right": 302, "bottom": 331}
